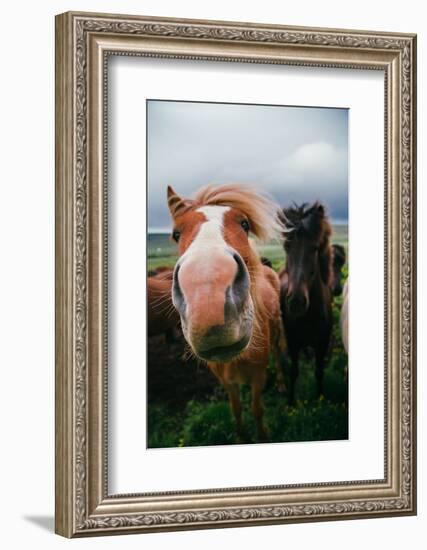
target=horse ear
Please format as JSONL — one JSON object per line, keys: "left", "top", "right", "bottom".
{"left": 280, "top": 208, "right": 295, "bottom": 234}
{"left": 167, "top": 186, "right": 187, "bottom": 218}
{"left": 316, "top": 203, "right": 325, "bottom": 216}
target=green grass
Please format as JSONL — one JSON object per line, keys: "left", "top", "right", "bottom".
{"left": 147, "top": 332, "right": 348, "bottom": 448}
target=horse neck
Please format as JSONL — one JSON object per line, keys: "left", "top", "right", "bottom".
{"left": 283, "top": 244, "right": 332, "bottom": 287}
{"left": 317, "top": 242, "right": 333, "bottom": 288}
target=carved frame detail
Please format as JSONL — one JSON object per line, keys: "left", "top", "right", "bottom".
{"left": 55, "top": 11, "right": 416, "bottom": 537}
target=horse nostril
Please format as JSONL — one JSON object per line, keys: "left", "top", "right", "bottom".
{"left": 232, "top": 253, "right": 246, "bottom": 283}
{"left": 231, "top": 252, "right": 249, "bottom": 307}
{"left": 172, "top": 263, "right": 185, "bottom": 314}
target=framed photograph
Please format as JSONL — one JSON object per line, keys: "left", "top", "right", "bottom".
{"left": 55, "top": 11, "right": 417, "bottom": 537}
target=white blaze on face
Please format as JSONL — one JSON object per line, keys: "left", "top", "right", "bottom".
{"left": 175, "top": 204, "right": 233, "bottom": 330}
{"left": 174, "top": 204, "right": 253, "bottom": 356}
{"left": 175, "top": 205, "right": 234, "bottom": 318}
{"left": 181, "top": 205, "right": 230, "bottom": 264}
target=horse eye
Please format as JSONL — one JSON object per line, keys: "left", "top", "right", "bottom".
{"left": 240, "top": 219, "right": 250, "bottom": 233}
{"left": 172, "top": 230, "right": 181, "bottom": 242}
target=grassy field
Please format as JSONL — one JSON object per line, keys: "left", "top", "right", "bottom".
{"left": 147, "top": 224, "right": 348, "bottom": 272}
{"left": 147, "top": 225, "right": 349, "bottom": 448}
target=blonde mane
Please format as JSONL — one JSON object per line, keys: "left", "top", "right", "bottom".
{"left": 192, "top": 184, "right": 283, "bottom": 242}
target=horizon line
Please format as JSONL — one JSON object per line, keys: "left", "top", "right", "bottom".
{"left": 148, "top": 220, "right": 349, "bottom": 234}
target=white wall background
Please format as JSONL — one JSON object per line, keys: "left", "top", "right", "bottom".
{"left": 0, "top": 1, "right": 424, "bottom": 548}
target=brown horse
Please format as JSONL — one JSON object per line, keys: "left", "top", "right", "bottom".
{"left": 147, "top": 269, "right": 180, "bottom": 338}
{"left": 279, "top": 202, "right": 333, "bottom": 403}
{"left": 167, "top": 184, "right": 285, "bottom": 441}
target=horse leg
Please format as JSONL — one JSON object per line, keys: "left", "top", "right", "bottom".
{"left": 314, "top": 348, "right": 326, "bottom": 398}
{"left": 251, "top": 371, "right": 268, "bottom": 442}
{"left": 270, "top": 318, "right": 286, "bottom": 393}
{"left": 225, "top": 383, "right": 244, "bottom": 441}
{"left": 289, "top": 350, "right": 299, "bottom": 405}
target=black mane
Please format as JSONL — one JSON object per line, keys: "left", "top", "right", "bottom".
{"left": 281, "top": 202, "right": 328, "bottom": 242}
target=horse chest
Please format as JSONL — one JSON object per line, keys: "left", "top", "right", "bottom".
{"left": 284, "top": 303, "right": 331, "bottom": 348}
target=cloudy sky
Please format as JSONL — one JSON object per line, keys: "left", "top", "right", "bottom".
{"left": 147, "top": 100, "right": 348, "bottom": 232}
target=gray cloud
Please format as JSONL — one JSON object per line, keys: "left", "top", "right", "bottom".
{"left": 147, "top": 100, "right": 348, "bottom": 231}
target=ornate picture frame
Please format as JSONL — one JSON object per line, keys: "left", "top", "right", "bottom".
{"left": 55, "top": 11, "right": 417, "bottom": 537}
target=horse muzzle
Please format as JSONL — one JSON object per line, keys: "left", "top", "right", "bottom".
{"left": 286, "top": 291, "right": 309, "bottom": 318}
{"left": 172, "top": 249, "right": 253, "bottom": 362}
{"left": 196, "top": 331, "right": 251, "bottom": 362}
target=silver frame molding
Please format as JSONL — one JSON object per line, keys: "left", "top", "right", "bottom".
{"left": 55, "top": 11, "right": 417, "bottom": 538}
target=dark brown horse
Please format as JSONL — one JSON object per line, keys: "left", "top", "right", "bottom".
{"left": 279, "top": 202, "right": 333, "bottom": 403}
